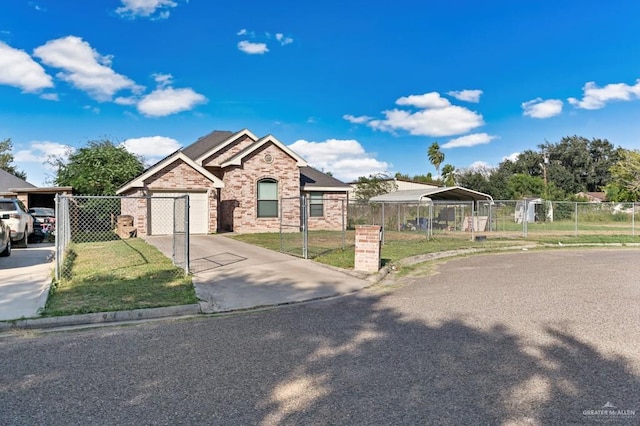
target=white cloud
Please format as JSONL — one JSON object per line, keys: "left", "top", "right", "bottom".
{"left": 343, "top": 114, "right": 372, "bottom": 124}
{"left": 114, "top": 96, "right": 137, "bottom": 105}
{"left": 469, "top": 161, "right": 492, "bottom": 170}
{"left": 152, "top": 73, "right": 173, "bottom": 87}
{"left": 238, "top": 40, "right": 269, "bottom": 55}
{"left": 503, "top": 152, "right": 520, "bottom": 162}
{"left": 396, "top": 92, "right": 451, "bottom": 109}
{"left": 33, "top": 36, "right": 141, "bottom": 101}
{"left": 15, "top": 141, "right": 74, "bottom": 162}
{"left": 369, "top": 106, "right": 484, "bottom": 137}
{"left": 447, "top": 89, "right": 483, "bottom": 103}
{"left": 122, "top": 136, "right": 181, "bottom": 163}
{"left": 237, "top": 29, "right": 248, "bottom": 36}
{"left": 441, "top": 133, "right": 496, "bottom": 148}
{"left": 288, "top": 139, "right": 389, "bottom": 182}
{"left": 0, "top": 41, "right": 53, "bottom": 92}
{"left": 466, "top": 161, "right": 494, "bottom": 177}
{"left": 137, "top": 86, "right": 207, "bottom": 117}
{"left": 275, "top": 33, "right": 294, "bottom": 45}
{"left": 116, "top": 0, "right": 178, "bottom": 19}
{"left": 522, "top": 98, "right": 563, "bottom": 118}
{"left": 39, "top": 93, "right": 59, "bottom": 101}
{"left": 568, "top": 80, "right": 640, "bottom": 110}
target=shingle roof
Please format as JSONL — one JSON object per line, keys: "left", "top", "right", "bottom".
{"left": 300, "top": 166, "right": 350, "bottom": 189}
{"left": 181, "top": 130, "right": 235, "bottom": 161}
{"left": 0, "top": 168, "right": 36, "bottom": 192}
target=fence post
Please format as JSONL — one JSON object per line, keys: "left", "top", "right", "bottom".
{"left": 574, "top": 202, "right": 578, "bottom": 237}
{"left": 184, "top": 195, "right": 190, "bottom": 275}
{"left": 523, "top": 200, "right": 528, "bottom": 238}
{"left": 633, "top": 202, "right": 636, "bottom": 237}
{"left": 54, "top": 194, "right": 60, "bottom": 281}
{"left": 381, "top": 202, "right": 385, "bottom": 245}
{"left": 341, "top": 199, "right": 346, "bottom": 250}
{"left": 302, "top": 195, "right": 308, "bottom": 259}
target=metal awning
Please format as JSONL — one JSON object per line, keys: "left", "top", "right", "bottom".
{"left": 368, "top": 186, "right": 493, "bottom": 203}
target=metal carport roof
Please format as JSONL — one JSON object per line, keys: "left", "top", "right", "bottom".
{"left": 368, "top": 186, "right": 493, "bottom": 203}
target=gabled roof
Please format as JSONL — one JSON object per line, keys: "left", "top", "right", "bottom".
{"left": 300, "top": 166, "right": 350, "bottom": 191}
{"left": 116, "top": 152, "right": 224, "bottom": 194}
{"left": 369, "top": 187, "right": 493, "bottom": 203}
{"left": 181, "top": 130, "right": 235, "bottom": 161}
{"left": 220, "top": 134, "right": 308, "bottom": 168}
{"left": 194, "top": 128, "right": 259, "bottom": 165}
{"left": 0, "top": 168, "right": 36, "bottom": 193}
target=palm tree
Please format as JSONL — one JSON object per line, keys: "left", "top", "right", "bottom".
{"left": 441, "top": 164, "right": 456, "bottom": 187}
{"left": 428, "top": 142, "right": 445, "bottom": 180}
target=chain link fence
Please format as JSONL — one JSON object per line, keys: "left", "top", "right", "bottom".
{"left": 280, "top": 195, "right": 347, "bottom": 259}
{"left": 350, "top": 199, "right": 639, "bottom": 241}
{"left": 55, "top": 195, "right": 189, "bottom": 281}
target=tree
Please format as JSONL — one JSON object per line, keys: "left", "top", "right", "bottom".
{"left": 605, "top": 149, "right": 640, "bottom": 201}
{"left": 506, "top": 174, "right": 545, "bottom": 199}
{"left": 52, "top": 139, "right": 145, "bottom": 195}
{"left": 352, "top": 173, "right": 398, "bottom": 203}
{"left": 427, "top": 142, "right": 445, "bottom": 180}
{"left": 0, "top": 138, "right": 27, "bottom": 180}
{"left": 441, "top": 164, "right": 456, "bottom": 187}
{"left": 539, "top": 136, "right": 619, "bottom": 194}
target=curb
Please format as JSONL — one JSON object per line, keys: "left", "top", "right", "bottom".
{"left": 0, "top": 304, "right": 202, "bottom": 332}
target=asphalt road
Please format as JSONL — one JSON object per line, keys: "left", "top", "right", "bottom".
{"left": 1, "top": 249, "right": 638, "bottom": 425}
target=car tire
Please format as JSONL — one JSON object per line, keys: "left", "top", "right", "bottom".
{"left": 15, "top": 228, "right": 28, "bottom": 248}
{"left": 0, "top": 239, "right": 10, "bottom": 257}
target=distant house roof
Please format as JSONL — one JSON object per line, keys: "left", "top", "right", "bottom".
{"left": 369, "top": 187, "right": 493, "bottom": 203}
{"left": 576, "top": 191, "right": 607, "bottom": 202}
{"left": 181, "top": 130, "right": 235, "bottom": 161}
{"left": 301, "top": 167, "right": 351, "bottom": 191}
{"left": 0, "top": 169, "right": 36, "bottom": 194}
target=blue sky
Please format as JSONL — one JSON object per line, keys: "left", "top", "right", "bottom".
{"left": 2, "top": 0, "right": 640, "bottom": 186}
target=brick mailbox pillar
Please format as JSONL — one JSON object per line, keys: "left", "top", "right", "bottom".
{"left": 354, "top": 225, "right": 382, "bottom": 272}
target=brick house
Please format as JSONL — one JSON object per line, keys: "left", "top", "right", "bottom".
{"left": 116, "top": 129, "right": 350, "bottom": 235}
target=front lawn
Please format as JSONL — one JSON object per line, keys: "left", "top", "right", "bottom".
{"left": 43, "top": 238, "right": 197, "bottom": 317}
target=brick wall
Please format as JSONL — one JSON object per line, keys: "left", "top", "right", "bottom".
{"left": 120, "top": 189, "right": 148, "bottom": 235}
{"left": 354, "top": 225, "right": 381, "bottom": 272}
{"left": 216, "top": 142, "right": 300, "bottom": 233}
{"left": 306, "top": 192, "right": 348, "bottom": 231}
{"left": 201, "top": 135, "right": 255, "bottom": 167}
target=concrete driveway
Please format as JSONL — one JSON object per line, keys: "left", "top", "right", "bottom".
{"left": 144, "top": 234, "right": 371, "bottom": 312}
{"left": 0, "top": 243, "right": 54, "bottom": 321}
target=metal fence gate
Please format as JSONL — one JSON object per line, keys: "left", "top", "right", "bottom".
{"left": 279, "top": 195, "right": 347, "bottom": 259}
{"left": 54, "top": 194, "right": 190, "bottom": 281}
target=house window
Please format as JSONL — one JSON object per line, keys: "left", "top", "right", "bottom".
{"left": 309, "top": 192, "right": 324, "bottom": 217}
{"left": 257, "top": 179, "right": 278, "bottom": 218}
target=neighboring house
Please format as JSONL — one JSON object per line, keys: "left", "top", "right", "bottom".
{"left": 0, "top": 168, "right": 72, "bottom": 209}
{"left": 576, "top": 192, "right": 607, "bottom": 202}
{"left": 117, "top": 129, "right": 350, "bottom": 235}
{"left": 348, "top": 177, "right": 439, "bottom": 203}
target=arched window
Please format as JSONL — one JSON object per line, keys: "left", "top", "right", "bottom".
{"left": 257, "top": 179, "right": 278, "bottom": 218}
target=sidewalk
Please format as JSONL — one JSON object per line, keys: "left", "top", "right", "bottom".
{"left": 0, "top": 244, "right": 54, "bottom": 321}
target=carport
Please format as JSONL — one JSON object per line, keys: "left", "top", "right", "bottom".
{"left": 0, "top": 170, "right": 72, "bottom": 210}
{"left": 368, "top": 186, "right": 493, "bottom": 241}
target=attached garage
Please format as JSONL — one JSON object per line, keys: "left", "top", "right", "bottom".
{"left": 149, "top": 191, "right": 209, "bottom": 235}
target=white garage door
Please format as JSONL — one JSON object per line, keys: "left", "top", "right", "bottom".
{"left": 149, "top": 192, "right": 208, "bottom": 235}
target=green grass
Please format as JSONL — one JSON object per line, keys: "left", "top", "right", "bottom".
{"left": 233, "top": 229, "right": 639, "bottom": 270}
{"left": 43, "top": 238, "right": 197, "bottom": 317}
